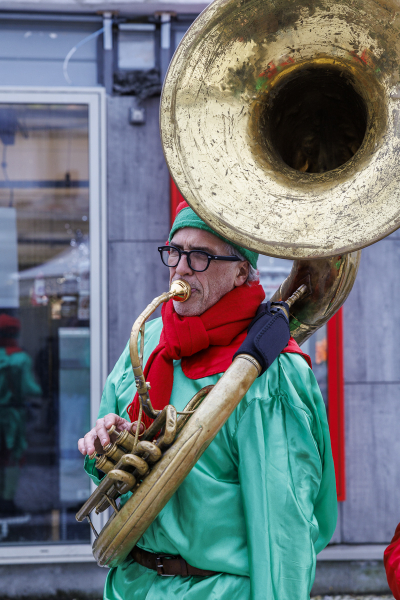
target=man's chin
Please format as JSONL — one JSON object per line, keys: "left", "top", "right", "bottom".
{"left": 173, "top": 298, "right": 204, "bottom": 317}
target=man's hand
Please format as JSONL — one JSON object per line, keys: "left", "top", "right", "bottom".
{"left": 78, "top": 414, "right": 132, "bottom": 456}
{"left": 78, "top": 414, "right": 146, "bottom": 456}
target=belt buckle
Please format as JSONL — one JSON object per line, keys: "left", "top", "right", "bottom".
{"left": 156, "top": 555, "right": 176, "bottom": 577}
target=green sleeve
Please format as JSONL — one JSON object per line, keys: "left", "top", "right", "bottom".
{"left": 83, "top": 341, "right": 129, "bottom": 485}
{"left": 20, "top": 354, "right": 42, "bottom": 397}
{"left": 84, "top": 455, "right": 103, "bottom": 486}
{"left": 234, "top": 389, "right": 337, "bottom": 600}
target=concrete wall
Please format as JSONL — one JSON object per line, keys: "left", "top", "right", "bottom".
{"left": 0, "top": 562, "right": 107, "bottom": 598}
{"left": 0, "top": 559, "right": 391, "bottom": 597}
{"left": 106, "top": 95, "right": 170, "bottom": 370}
{"left": 335, "top": 232, "right": 400, "bottom": 545}
{"left": 312, "top": 560, "right": 391, "bottom": 596}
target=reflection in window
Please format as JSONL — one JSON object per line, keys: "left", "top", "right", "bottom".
{"left": 0, "top": 104, "right": 90, "bottom": 544}
{"left": 258, "top": 254, "right": 328, "bottom": 407}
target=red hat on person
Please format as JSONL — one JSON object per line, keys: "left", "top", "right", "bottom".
{"left": 0, "top": 314, "right": 20, "bottom": 331}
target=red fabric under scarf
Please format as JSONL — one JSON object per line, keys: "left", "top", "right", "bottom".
{"left": 127, "top": 282, "right": 311, "bottom": 427}
{"left": 0, "top": 314, "right": 22, "bottom": 355}
{"left": 0, "top": 338, "right": 22, "bottom": 355}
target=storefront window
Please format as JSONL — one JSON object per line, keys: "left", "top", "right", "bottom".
{"left": 0, "top": 103, "right": 91, "bottom": 544}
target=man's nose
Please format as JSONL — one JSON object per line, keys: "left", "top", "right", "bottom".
{"left": 175, "top": 253, "right": 193, "bottom": 276}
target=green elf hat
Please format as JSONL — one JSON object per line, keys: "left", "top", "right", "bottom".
{"left": 169, "top": 201, "right": 259, "bottom": 269}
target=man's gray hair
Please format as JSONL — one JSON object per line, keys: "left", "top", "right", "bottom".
{"left": 224, "top": 243, "right": 259, "bottom": 283}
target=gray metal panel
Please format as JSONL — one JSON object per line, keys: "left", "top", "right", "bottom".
{"left": 106, "top": 95, "right": 170, "bottom": 368}
{"left": 107, "top": 96, "right": 170, "bottom": 243}
{"left": 344, "top": 237, "right": 400, "bottom": 383}
{"left": 341, "top": 382, "right": 400, "bottom": 543}
{"left": 329, "top": 507, "right": 342, "bottom": 544}
{"left": 386, "top": 229, "right": 400, "bottom": 240}
{"left": 108, "top": 240, "right": 169, "bottom": 369}
{"left": 341, "top": 236, "right": 400, "bottom": 543}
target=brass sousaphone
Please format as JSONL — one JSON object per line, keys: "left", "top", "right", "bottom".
{"left": 77, "top": 0, "right": 400, "bottom": 566}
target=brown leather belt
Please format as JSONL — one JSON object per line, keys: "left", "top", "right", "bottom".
{"left": 131, "top": 546, "right": 219, "bottom": 578}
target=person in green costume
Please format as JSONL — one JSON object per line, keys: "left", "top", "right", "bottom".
{"left": 0, "top": 314, "right": 42, "bottom": 516}
{"left": 78, "top": 201, "right": 337, "bottom": 600}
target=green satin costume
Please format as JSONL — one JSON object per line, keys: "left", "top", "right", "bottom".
{"left": 0, "top": 348, "right": 42, "bottom": 462}
{"left": 85, "top": 317, "right": 337, "bottom": 600}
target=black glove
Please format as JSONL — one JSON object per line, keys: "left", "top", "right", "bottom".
{"left": 233, "top": 301, "right": 290, "bottom": 376}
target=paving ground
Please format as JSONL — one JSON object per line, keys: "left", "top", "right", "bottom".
{"left": 311, "top": 596, "right": 394, "bottom": 599}
{"left": 0, "top": 592, "right": 394, "bottom": 600}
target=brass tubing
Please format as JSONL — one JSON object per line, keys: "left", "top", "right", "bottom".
{"left": 116, "top": 430, "right": 136, "bottom": 453}
{"left": 95, "top": 455, "right": 115, "bottom": 474}
{"left": 95, "top": 497, "right": 112, "bottom": 515}
{"left": 134, "top": 441, "right": 162, "bottom": 464}
{"left": 270, "top": 252, "right": 361, "bottom": 345}
{"left": 286, "top": 284, "right": 308, "bottom": 309}
{"left": 107, "top": 425, "right": 117, "bottom": 435}
{"left": 115, "top": 481, "right": 135, "bottom": 496}
{"left": 129, "top": 280, "right": 191, "bottom": 420}
{"left": 95, "top": 486, "right": 120, "bottom": 514}
{"left": 76, "top": 477, "right": 115, "bottom": 521}
{"left": 139, "top": 323, "right": 145, "bottom": 368}
{"left": 237, "top": 354, "right": 262, "bottom": 375}
{"left": 156, "top": 405, "right": 177, "bottom": 448}
{"left": 140, "top": 410, "right": 167, "bottom": 443}
{"left": 108, "top": 470, "right": 137, "bottom": 489}
{"left": 176, "top": 385, "right": 214, "bottom": 433}
{"left": 130, "top": 293, "right": 172, "bottom": 417}
{"left": 107, "top": 425, "right": 137, "bottom": 452}
{"left": 86, "top": 514, "right": 99, "bottom": 539}
{"left": 121, "top": 454, "right": 149, "bottom": 476}
{"left": 104, "top": 443, "right": 125, "bottom": 463}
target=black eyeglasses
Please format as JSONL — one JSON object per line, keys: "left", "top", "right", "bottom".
{"left": 158, "top": 245, "right": 241, "bottom": 273}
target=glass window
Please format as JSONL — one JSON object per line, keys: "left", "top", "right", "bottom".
{"left": 171, "top": 19, "right": 196, "bottom": 53}
{"left": 258, "top": 254, "right": 328, "bottom": 407}
{"left": 118, "top": 24, "right": 156, "bottom": 71}
{"left": 0, "top": 21, "right": 99, "bottom": 87}
{"left": 174, "top": 30, "right": 185, "bottom": 49}
{"left": 0, "top": 103, "right": 92, "bottom": 545}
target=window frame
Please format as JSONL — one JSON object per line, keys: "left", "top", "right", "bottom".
{"left": 0, "top": 87, "right": 108, "bottom": 564}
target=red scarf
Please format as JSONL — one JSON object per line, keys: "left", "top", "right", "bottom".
{"left": 127, "top": 282, "right": 311, "bottom": 427}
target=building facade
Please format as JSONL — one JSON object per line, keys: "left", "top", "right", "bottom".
{"left": 0, "top": 1, "right": 397, "bottom": 596}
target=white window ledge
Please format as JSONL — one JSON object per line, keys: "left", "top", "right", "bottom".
{"left": 318, "top": 544, "right": 387, "bottom": 561}
{"left": 0, "top": 544, "right": 96, "bottom": 565}
{"left": 0, "top": 543, "right": 388, "bottom": 565}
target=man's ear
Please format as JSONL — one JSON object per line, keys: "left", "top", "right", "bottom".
{"left": 234, "top": 261, "right": 249, "bottom": 287}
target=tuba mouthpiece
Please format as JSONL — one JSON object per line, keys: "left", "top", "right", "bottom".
{"left": 170, "top": 279, "right": 191, "bottom": 302}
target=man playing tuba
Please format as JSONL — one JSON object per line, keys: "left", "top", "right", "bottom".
{"left": 78, "top": 201, "right": 337, "bottom": 600}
